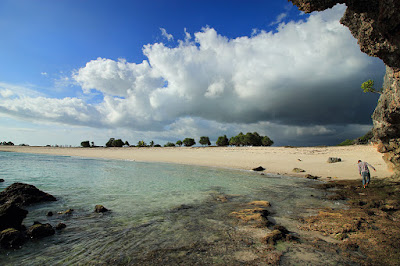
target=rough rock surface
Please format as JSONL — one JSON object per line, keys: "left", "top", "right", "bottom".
{"left": 0, "top": 228, "right": 26, "bottom": 249}
{"left": 27, "top": 223, "right": 55, "bottom": 239}
{"left": 0, "top": 183, "right": 57, "bottom": 206}
{"left": 0, "top": 203, "right": 28, "bottom": 231}
{"left": 289, "top": 0, "right": 400, "bottom": 176}
{"left": 94, "top": 205, "right": 109, "bottom": 213}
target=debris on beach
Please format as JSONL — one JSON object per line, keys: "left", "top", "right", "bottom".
{"left": 292, "top": 168, "right": 305, "bottom": 173}
{"left": 327, "top": 157, "right": 342, "bottom": 163}
{"left": 305, "top": 174, "right": 320, "bottom": 180}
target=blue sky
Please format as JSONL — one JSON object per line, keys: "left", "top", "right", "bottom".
{"left": 0, "top": 0, "right": 385, "bottom": 146}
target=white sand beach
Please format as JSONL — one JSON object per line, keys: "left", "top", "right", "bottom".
{"left": 0, "top": 145, "right": 392, "bottom": 180}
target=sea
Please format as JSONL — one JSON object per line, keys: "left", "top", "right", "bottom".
{"left": 0, "top": 151, "right": 347, "bottom": 265}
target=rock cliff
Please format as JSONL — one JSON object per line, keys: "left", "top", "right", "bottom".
{"left": 289, "top": 0, "right": 400, "bottom": 176}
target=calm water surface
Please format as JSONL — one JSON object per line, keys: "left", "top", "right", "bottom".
{"left": 0, "top": 151, "right": 344, "bottom": 265}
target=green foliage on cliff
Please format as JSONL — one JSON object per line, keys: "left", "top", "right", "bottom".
{"left": 361, "top": 79, "right": 382, "bottom": 94}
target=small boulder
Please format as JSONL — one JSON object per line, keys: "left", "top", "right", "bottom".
{"left": 46, "top": 211, "right": 53, "bottom": 217}
{"left": 27, "top": 223, "right": 55, "bottom": 239}
{"left": 0, "top": 228, "right": 26, "bottom": 249}
{"left": 0, "top": 179, "right": 4, "bottom": 182}
{"left": 252, "top": 166, "right": 265, "bottom": 172}
{"left": 292, "top": 168, "right": 305, "bottom": 173}
{"left": 94, "top": 205, "right": 109, "bottom": 213}
{"left": 305, "top": 174, "right": 320, "bottom": 180}
{"left": 327, "top": 157, "right": 341, "bottom": 163}
{"left": 58, "top": 209, "right": 74, "bottom": 215}
{"left": 55, "top": 223, "right": 66, "bottom": 230}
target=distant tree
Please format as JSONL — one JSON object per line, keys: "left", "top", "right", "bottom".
{"left": 113, "top": 139, "right": 124, "bottom": 147}
{"left": 216, "top": 135, "right": 229, "bottom": 146}
{"left": 149, "top": 140, "right": 154, "bottom": 147}
{"left": 91, "top": 141, "right": 94, "bottom": 147}
{"left": 106, "top": 138, "right": 115, "bottom": 147}
{"left": 81, "top": 141, "right": 90, "bottom": 148}
{"left": 261, "top": 136, "right": 274, "bottom": 146}
{"left": 361, "top": 79, "right": 382, "bottom": 94}
{"left": 183, "top": 138, "right": 196, "bottom": 147}
{"left": 199, "top": 136, "right": 211, "bottom": 146}
{"left": 154, "top": 144, "right": 161, "bottom": 147}
{"left": 164, "top": 142, "right": 176, "bottom": 147}
{"left": 106, "top": 138, "right": 124, "bottom": 147}
{"left": 176, "top": 140, "right": 183, "bottom": 147}
{"left": 229, "top": 132, "right": 273, "bottom": 147}
{"left": 137, "top": 140, "right": 147, "bottom": 147}
{"left": 124, "top": 141, "right": 130, "bottom": 146}
{"left": 229, "top": 132, "right": 245, "bottom": 146}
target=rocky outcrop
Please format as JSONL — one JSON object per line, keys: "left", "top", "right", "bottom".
{"left": 94, "top": 205, "right": 109, "bottom": 213}
{"left": 0, "top": 183, "right": 57, "bottom": 206}
{"left": 289, "top": 0, "right": 400, "bottom": 176}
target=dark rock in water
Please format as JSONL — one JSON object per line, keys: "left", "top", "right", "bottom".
{"left": 27, "top": 223, "right": 55, "bottom": 239}
{"left": 305, "top": 174, "right": 320, "bottom": 180}
{"left": 263, "top": 224, "right": 297, "bottom": 245}
{"left": 0, "top": 179, "right": 4, "bottom": 182}
{"left": 94, "top": 205, "right": 109, "bottom": 213}
{"left": 0, "top": 183, "right": 56, "bottom": 207}
{"left": 55, "top": 223, "right": 66, "bottom": 230}
{"left": 46, "top": 211, "right": 53, "bottom": 217}
{"left": 0, "top": 203, "right": 28, "bottom": 231}
{"left": 327, "top": 157, "right": 341, "bottom": 163}
{"left": 292, "top": 168, "right": 305, "bottom": 173}
{"left": 252, "top": 166, "right": 265, "bottom": 172}
{"left": 0, "top": 228, "right": 26, "bottom": 249}
{"left": 58, "top": 209, "right": 74, "bottom": 215}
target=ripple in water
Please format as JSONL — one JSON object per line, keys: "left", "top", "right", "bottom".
{"left": 0, "top": 152, "right": 348, "bottom": 265}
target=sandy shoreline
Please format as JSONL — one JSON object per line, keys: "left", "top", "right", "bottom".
{"left": 0, "top": 145, "right": 391, "bottom": 180}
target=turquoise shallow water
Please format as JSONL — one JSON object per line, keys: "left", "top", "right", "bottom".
{"left": 0, "top": 151, "right": 344, "bottom": 265}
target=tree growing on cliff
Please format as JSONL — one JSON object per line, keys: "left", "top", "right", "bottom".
{"left": 361, "top": 79, "right": 382, "bottom": 94}
{"left": 183, "top": 138, "right": 196, "bottom": 147}
{"left": 199, "top": 136, "right": 211, "bottom": 146}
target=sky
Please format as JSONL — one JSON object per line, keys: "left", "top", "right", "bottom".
{"left": 0, "top": 0, "right": 385, "bottom": 147}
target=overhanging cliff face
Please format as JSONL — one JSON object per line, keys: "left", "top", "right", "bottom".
{"left": 290, "top": 0, "right": 400, "bottom": 176}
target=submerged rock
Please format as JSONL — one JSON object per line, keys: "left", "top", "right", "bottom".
{"left": 55, "top": 222, "right": 66, "bottom": 230}
{"left": 0, "top": 203, "right": 28, "bottom": 231}
{"left": 27, "top": 223, "right": 55, "bottom": 239}
{"left": 0, "top": 228, "right": 26, "bottom": 249}
{"left": 58, "top": 209, "right": 74, "bottom": 215}
{"left": 0, "top": 182, "right": 56, "bottom": 207}
{"left": 94, "top": 205, "right": 109, "bottom": 213}
{"left": 0, "top": 179, "right": 4, "bottom": 182}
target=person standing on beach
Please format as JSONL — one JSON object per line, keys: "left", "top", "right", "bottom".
{"left": 358, "top": 160, "right": 376, "bottom": 188}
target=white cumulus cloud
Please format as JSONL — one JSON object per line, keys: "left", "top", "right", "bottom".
{"left": 0, "top": 4, "right": 385, "bottom": 145}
